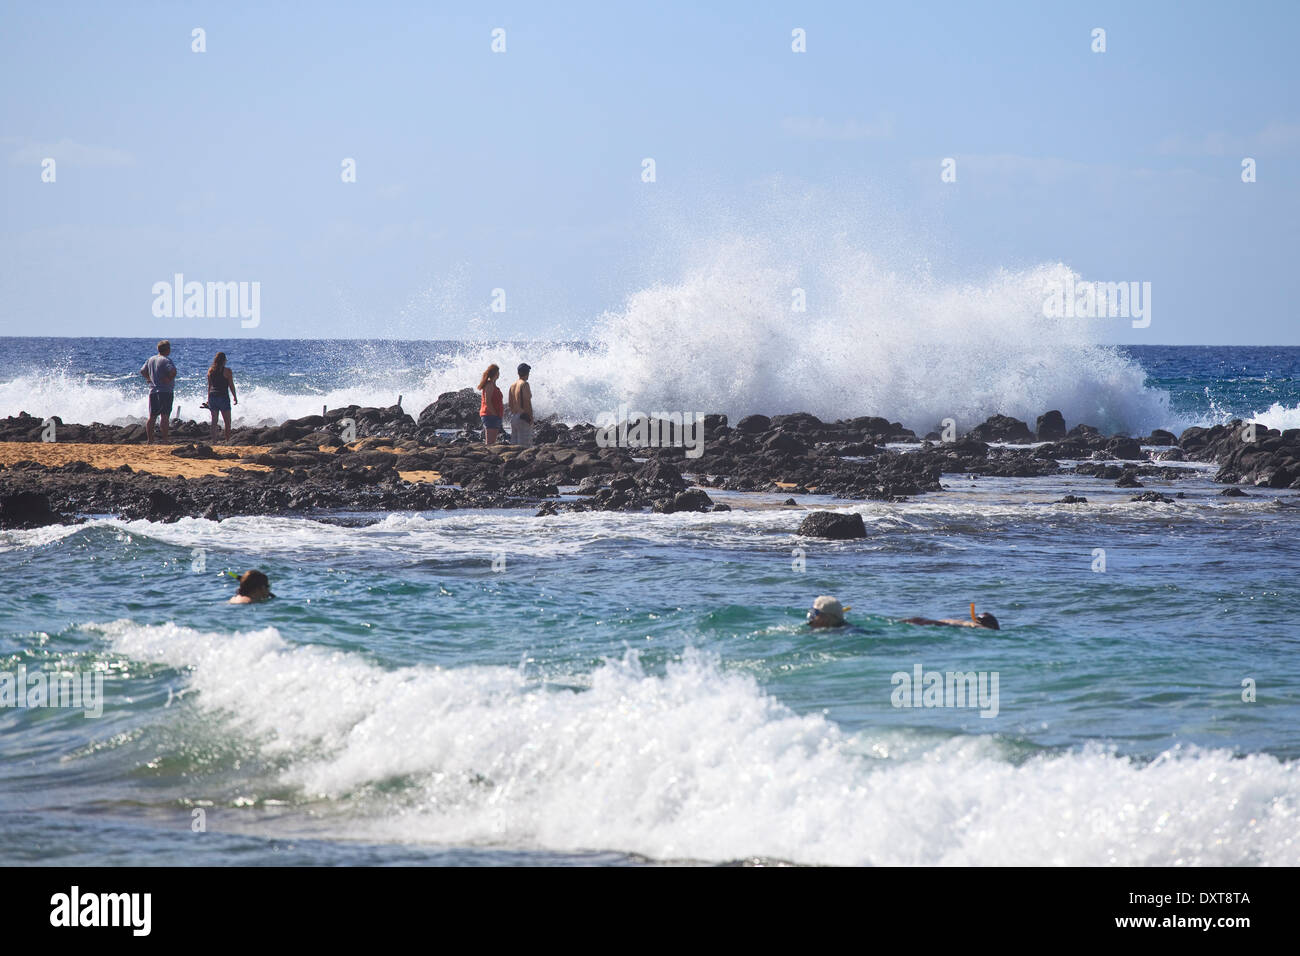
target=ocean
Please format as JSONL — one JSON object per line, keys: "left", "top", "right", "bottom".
{"left": 2, "top": 337, "right": 1298, "bottom": 865}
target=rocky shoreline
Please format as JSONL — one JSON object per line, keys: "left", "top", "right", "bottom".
{"left": 2, "top": 389, "right": 1298, "bottom": 531}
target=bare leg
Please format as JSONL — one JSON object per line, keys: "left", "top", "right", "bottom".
{"left": 210, "top": 410, "right": 219, "bottom": 443}
{"left": 486, "top": 428, "right": 499, "bottom": 444}
{"left": 146, "top": 415, "right": 157, "bottom": 443}
{"left": 222, "top": 409, "right": 231, "bottom": 442}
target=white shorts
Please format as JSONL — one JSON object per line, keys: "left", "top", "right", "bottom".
{"left": 509, "top": 412, "right": 533, "bottom": 447}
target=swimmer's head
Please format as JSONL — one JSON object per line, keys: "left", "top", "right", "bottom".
{"left": 975, "top": 612, "right": 999, "bottom": 630}
{"left": 807, "top": 595, "right": 848, "bottom": 628}
{"left": 236, "top": 570, "right": 271, "bottom": 601}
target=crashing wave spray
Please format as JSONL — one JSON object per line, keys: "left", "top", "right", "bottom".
{"left": 408, "top": 236, "right": 1174, "bottom": 435}
{"left": 0, "top": 198, "right": 1198, "bottom": 434}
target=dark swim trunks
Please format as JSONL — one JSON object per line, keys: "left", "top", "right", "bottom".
{"left": 207, "top": 391, "right": 231, "bottom": 413}
{"left": 149, "top": 391, "right": 174, "bottom": 419}
{"left": 480, "top": 414, "right": 502, "bottom": 429}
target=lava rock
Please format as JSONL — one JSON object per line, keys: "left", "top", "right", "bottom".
{"left": 634, "top": 459, "right": 687, "bottom": 492}
{"left": 763, "top": 431, "right": 808, "bottom": 456}
{"left": 1035, "top": 410, "right": 1067, "bottom": 441}
{"left": 969, "top": 414, "right": 1034, "bottom": 443}
{"left": 1130, "top": 491, "right": 1175, "bottom": 503}
{"left": 672, "top": 489, "right": 715, "bottom": 512}
{"left": 0, "top": 491, "right": 66, "bottom": 529}
{"left": 418, "top": 389, "right": 481, "bottom": 429}
{"left": 1107, "top": 437, "right": 1146, "bottom": 461}
{"left": 797, "top": 511, "right": 867, "bottom": 539}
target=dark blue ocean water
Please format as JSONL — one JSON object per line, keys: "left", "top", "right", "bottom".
{"left": 1, "top": 340, "right": 1298, "bottom": 865}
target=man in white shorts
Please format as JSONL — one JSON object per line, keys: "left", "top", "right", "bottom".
{"left": 507, "top": 363, "right": 534, "bottom": 447}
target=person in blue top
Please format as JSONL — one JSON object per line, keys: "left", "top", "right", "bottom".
{"left": 139, "top": 340, "right": 177, "bottom": 443}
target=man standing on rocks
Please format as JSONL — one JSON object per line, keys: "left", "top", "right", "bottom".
{"left": 140, "top": 340, "right": 177, "bottom": 443}
{"left": 507, "top": 362, "right": 534, "bottom": 448}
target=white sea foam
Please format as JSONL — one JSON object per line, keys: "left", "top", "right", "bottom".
{"left": 95, "top": 619, "right": 1300, "bottom": 865}
{"left": 6, "top": 481, "right": 1277, "bottom": 562}
{"left": 1252, "top": 401, "right": 1300, "bottom": 433}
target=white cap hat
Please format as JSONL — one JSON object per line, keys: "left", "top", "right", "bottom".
{"left": 811, "top": 595, "right": 848, "bottom": 625}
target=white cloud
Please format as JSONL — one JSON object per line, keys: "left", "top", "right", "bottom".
{"left": 4, "top": 136, "right": 134, "bottom": 167}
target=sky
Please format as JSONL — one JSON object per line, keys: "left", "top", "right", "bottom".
{"left": 2, "top": 0, "right": 1298, "bottom": 344}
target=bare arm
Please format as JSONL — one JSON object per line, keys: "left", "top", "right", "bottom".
{"left": 522, "top": 381, "right": 532, "bottom": 418}
{"left": 227, "top": 368, "right": 237, "bottom": 404}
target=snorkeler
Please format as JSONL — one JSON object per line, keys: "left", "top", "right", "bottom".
{"left": 228, "top": 570, "right": 274, "bottom": 604}
{"left": 807, "top": 595, "right": 851, "bottom": 628}
{"left": 901, "top": 604, "right": 999, "bottom": 630}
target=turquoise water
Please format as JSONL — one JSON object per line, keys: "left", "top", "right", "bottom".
{"left": 3, "top": 471, "right": 1299, "bottom": 865}
{"left": 2, "top": 341, "right": 1299, "bottom": 865}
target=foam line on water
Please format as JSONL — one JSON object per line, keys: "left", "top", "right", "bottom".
{"left": 94, "top": 619, "right": 1300, "bottom": 865}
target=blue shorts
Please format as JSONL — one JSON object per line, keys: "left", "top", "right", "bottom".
{"left": 149, "top": 391, "right": 174, "bottom": 419}
{"left": 481, "top": 414, "right": 502, "bottom": 430}
{"left": 208, "top": 392, "right": 231, "bottom": 413}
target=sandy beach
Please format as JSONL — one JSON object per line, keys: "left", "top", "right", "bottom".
{"left": 0, "top": 441, "right": 442, "bottom": 484}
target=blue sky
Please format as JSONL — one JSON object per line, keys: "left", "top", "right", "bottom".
{"left": 2, "top": 0, "right": 1297, "bottom": 343}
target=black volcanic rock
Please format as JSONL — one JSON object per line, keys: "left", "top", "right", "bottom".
{"left": 1131, "top": 491, "right": 1176, "bottom": 503}
{"left": 735, "top": 414, "right": 771, "bottom": 434}
{"left": 797, "top": 511, "right": 867, "bottom": 539}
{"left": 763, "top": 431, "right": 808, "bottom": 456}
{"left": 1035, "top": 410, "right": 1067, "bottom": 441}
{"left": 672, "top": 489, "right": 715, "bottom": 512}
{"left": 418, "top": 389, "right": 481, "bottom": 429}
{"left": 634, "top": 459, "right": 687, "bottom": 492}
{"left": 1107, "top": 437, "right": 1146, "bottom": 461}
{"left": 0, "top": 491, "right": 66, "bottom": 529}
{"left": 969, "top": 414, "right": 1034, "bottom": 443}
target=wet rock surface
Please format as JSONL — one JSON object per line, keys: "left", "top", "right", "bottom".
{"left": 0, "top": 490, "right": 69, "bottom": 529}
{"left": 797, "top": 511, "right": 867, "bottom": 539}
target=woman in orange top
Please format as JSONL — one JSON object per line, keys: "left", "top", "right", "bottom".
{"left": 477, "top": 364, "right": 504, "bottom": 444}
